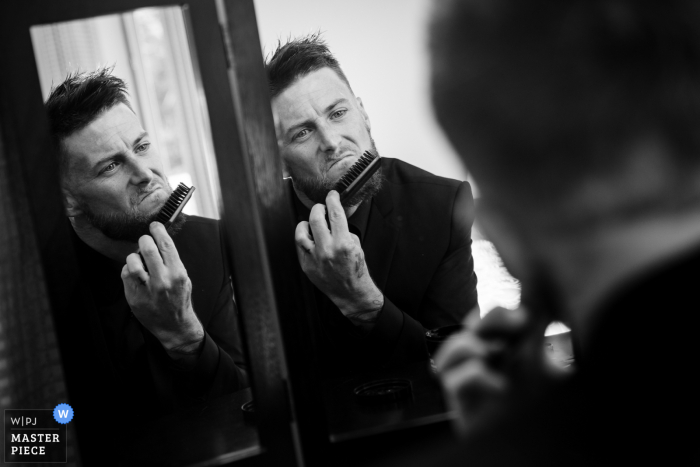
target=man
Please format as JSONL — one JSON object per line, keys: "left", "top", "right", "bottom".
{"left": 266, "top": 35, "right": 478, "bottom": 376}
{"left": 45, "top": 69, "right": 246, "bottom": 456}
{"left": 429, "top": 0, "right": 699, "bottom": 465}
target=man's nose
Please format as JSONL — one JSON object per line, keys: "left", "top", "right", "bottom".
{"left": 129, "top": 157, "right": 155, "bottom": 186}
{"left": 317, "top": 122, "right": 341, "bottom": 154}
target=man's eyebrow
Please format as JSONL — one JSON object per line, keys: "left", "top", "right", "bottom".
{"left": 324, "top": 98, "right": 348, "bottom": 113}
{"left": 91, "top": 153, "right": 125, "bottom": 172}
{"left": 90, "top": 131, "right": 149, "bottom": 171}
{"left": 284, "top": 98, "right": 349, "bottom": 137}
{"left": 131, "top": 131, "right": 148, "bottom": 149}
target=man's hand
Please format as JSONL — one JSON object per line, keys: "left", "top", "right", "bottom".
{"left": 295, "top": 190, "right": 384, "bottom": 332}
{"left": 121, "top": 222, "right": 204, "bottom": 366}
{"left": 435, "top": 306, "right": 559, "bottom": 437}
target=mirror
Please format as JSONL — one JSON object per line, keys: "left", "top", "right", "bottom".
{"left": 253, "top": 1, "right": 571, "bottom": 457}
{"left": 30, "top": 7, "right": 260, "bottom": 466}
{"left": 252, "top": 1, "right": 471, "bottom": 452}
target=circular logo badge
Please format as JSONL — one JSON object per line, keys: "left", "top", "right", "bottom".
{"left": 53, "top": 404, "right": 74, "bottom": 424}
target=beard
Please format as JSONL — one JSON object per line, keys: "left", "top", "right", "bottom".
{"left": 290, "top": 139, "right": 384, "bottom": 208}
{"left": 79, "top": 187, "right": 188, "bottom": 243}
{"left": 81, "top": 206, "right": 188, "bottom": 243}
{"left": 292, "top": 169, "right": 384, "bottom": 208}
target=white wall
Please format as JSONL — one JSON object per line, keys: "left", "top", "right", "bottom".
{"left": 252, "top": 0, "right": 470, "bottom": 184}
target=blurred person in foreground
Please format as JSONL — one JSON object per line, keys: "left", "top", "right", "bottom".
{"left": 430, "top": 0, "right": 699, "bottom": 465}
{"left": 266, "top": 34, "right": 479, "bottom": 377}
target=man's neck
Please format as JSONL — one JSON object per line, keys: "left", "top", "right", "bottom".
{"left": 293, "top": 186, "right": 360, "bottom": 218}
{"left": 69, "top": 217, "right": 138, "bottom": 263}
{"left": 545, "top": 209, "right": 700, "bottom": 351}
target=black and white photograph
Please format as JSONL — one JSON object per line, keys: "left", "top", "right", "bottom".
{"left": 0, "top": 1, "right": 696, "bottom": 466}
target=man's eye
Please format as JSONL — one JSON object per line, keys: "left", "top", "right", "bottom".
{"left": 102, "top": 162, "right": 119, "bottom": 174}
{"left": 331, "top": 109, "right": 347, "bottom": 119}
{"left": 294, "top": 129, "right": 310, "bottom": 140}
{"left": 135, "top": 142, "right": 150, "bottom": 153}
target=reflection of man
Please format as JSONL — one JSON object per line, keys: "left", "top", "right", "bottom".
{"left": 46, "top": 69, "right": 247, "bottom": 422}
{"left": 266, "top": 35, "right": 478, "bottom": 375}
{"left": 429, "top": 1, "right": 698, "bottom": 465}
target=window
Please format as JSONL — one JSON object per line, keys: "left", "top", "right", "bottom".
{"left": 31, "top": 7, "right": 220, "bottom": 218}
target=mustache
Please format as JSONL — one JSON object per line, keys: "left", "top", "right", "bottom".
{"left": 326, "top": 149, "right": 349, "bottom": 161}
{"left": 131, "top": 178, "right": 171, "bottom": 205}
{"left": 321, "top": 149, "right": 355, "bottom": 177}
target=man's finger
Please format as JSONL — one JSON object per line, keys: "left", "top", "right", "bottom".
{"left": 325, "top": 190, "right": 349, "bottom": 237}
{"left": 121, "top": 263, "right": 140, "bottom": 290}
{"left": 442, "top": 359, "right": 508, "bottom": 404}
{"left": 441, "top": 358, "right": 508, "bottom": 436}
{"left": 137, "top": 234, "right": 167, "bottom": 278}
{"left": 121, "top": 263, "right": 146, "bottom": 293}
{"left": 149, "top": 221, "right": 183, "bottom": 268}
{"left": 308, "top": 203, "right": 332, "bottom": 246}
{"left": 295, "top": 221, "right": 315, "bottom": 253}
{"left": 435, "top": 331, "right": 489, "bottom": 373}
{"left": 125, "top": 253, "right": 151, "bottom": 284}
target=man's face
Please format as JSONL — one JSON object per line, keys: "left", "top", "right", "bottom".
{"left": 272, "top": 67, "right": 376, "bottom": 203}
{"left": 62, "top": 103, "right": 172, "bottom": 242}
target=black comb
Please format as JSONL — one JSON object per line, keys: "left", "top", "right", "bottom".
{"left": 155, "top": 182, "right": 195, "bottom": 229}
{"left": 136, "top": 183, "right": 195, "bottom": 269}
{"left": 333, "top": 150, "right": 381, "bottom": 203}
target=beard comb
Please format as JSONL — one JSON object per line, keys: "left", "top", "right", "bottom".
{"left": 155, "top": 182, "right": 195, "bottom": 229}
{"left": 333, "top": 151, "right": 381, "bottom": 204}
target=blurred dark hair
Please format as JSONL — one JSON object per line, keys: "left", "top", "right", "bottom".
{"left": 265, "top": 32, "right": 352, "bottom": 99}
{"left": 430, "top": 0, "right": 700, "bottom": 216}
{"left": 45, "top": 67, "right": 132, "bottom": 177}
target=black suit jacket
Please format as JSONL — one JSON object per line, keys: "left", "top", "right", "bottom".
{"left": 291, "top": 158, "right": 478, "bottom": 374}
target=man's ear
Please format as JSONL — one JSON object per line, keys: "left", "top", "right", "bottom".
{"left": 356, "top": 97, "right": 371, "bottom": 132}
{"left": 62, "top": 186, "right": 83, "bottom": 217}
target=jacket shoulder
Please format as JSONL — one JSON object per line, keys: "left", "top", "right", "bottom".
{"left": 377, "top": 158, "right": 475, "bottom": 233}
{"left": 381, "top": 158, "right": 465, "bottom": 190}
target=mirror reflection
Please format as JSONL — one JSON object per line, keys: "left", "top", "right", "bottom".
{"left": 31, "top": 7, "right": 259, "bottom": 466}
{"left": 257, "top": 10, "right": 568, "bottom": 446}
{"left": 264, "top": 33, "right": 478, "bottom": 442}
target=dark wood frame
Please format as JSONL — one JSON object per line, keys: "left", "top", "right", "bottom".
{"left": 0, "top": 0, "right": 328, "bottom": 465}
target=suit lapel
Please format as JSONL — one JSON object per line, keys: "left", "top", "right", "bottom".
{"left": 364, "top": 184, "right": 399, "bottom": 291}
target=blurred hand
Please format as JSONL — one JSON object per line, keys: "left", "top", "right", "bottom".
{"left": 295, "top": 190, "right": 384, "bottom": 332}
{"left": 436, "top": 306, "right": 558, "bottom": 437}
{"left": 121, "top": 222, "right": 204, "bottom": 365}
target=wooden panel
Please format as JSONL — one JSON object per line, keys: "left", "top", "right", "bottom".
{"left": 219, "top": 1, "right": 330, "bottom": 464}
{"left": 182, "top": 1, "right": 300, "bottom": 464}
